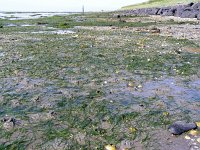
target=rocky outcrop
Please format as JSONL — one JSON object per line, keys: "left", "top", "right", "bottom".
{"left": 125, "top": 2, "right": 200, "bottom": 20}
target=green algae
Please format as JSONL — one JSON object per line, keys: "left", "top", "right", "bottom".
{"left": 0, "top": 12, "right": 199, "bottom": 149}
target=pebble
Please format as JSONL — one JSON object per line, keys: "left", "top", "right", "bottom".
{"left": 127, "top": 82, "right": 134, "bottom": 87}
{"left": 1, "top": 117, "right": 16, "bottom": 130}
{"left": 195, "top": 122, "right": 200, "bottom": 127}
{"left": 185, "top": 135, "right": 191, "bottom": 140}
{"left": 168, "top": 121, "right": 197, "bottom": 135}
{"left": 105, "top": 144, "right": 116, "bottom": 150}
{"left": 189, "top": 130, "right": 199, "bottom": 136}
{"left": 197, "top": 138, "right": 200, "bottom": 143}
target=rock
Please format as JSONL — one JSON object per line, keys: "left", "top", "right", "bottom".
{"left": 187, "top": 2, "right": 195, "bottom": 7}
{"left": 197, "top": 14, "right": 200, "bottom": 20}
{"left": 1, "top": 117, "right": 16, "bottom": 130}
{"left": 125, "top": 2, "right": 200, "bottom": 19}
{"left": 148, "top": 8, "right": 160, "bottom": 15}
{"left": 157, "top": 8, "right": 169, "bottom": 15}
{"left": 149, "top": 27, "right": 161, "bottom": 33}
{"left": 168, "top": 121, "right": 197, "bottom": 135}
{"left": 175, "top": 5, "right": 187, "bottom": 17}
{"left": 143, "top": 8, "right": 160, "bottom": 15}
{"left": 113, "top": 14, "right": 121, "bottom": 18}
{"left": 156, "top": 8, "right": 163, "bottom": 15}
{"left": 37, "top": 22, "right": 48, "bottom": 25}
{"left": 136, "top": 9, "right": 146, "bottom": 15}
{"left": 117, "top": 14, "right": 121, "bottom": 18}
{"left": 192, "top": 2, "right": 200, "bottom": 10}
{"left": 162, "top": 8, "right": 176, "bottom": 16}
{"left": 179, "top": 10, "right": 198, "bottom": 18}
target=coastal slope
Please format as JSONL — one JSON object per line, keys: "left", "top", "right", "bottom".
{"left": 122, "top": 0, "right": 200, "bottom": 10}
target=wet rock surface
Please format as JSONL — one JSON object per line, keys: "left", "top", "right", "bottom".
{"left": 168, "top": 121, "right": 197, "bottom": 135}
{"left": 124, "top": 2, "right": 200, "bottom": 20}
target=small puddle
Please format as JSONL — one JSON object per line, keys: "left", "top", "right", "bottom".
{"left": 6, "top": 24, "right": 17, "bottom": 27}
{"left": 52, "top": 30, "right": 76, "bottom": 34}
{"left": 0, "top": 77, "right": 46, "bottom": 94}
{"left": 18, "top": 30, "right": 75, "bottom": 34}
{"left": 21, "top": 24, "right": 35, "bottom": 27}
{"left": 133, "top": 78, "right": 200, "bottom": 102}
{"left": 105, "top": 75, "right": 200, "bottom": 116}
{"left": 0, "top": 52, "right": 5, "bottom": 57}
{"left": 18, "top": 30, "right": 76, "bottom": 35}
{"left": 30, "top": 30, "right": 76, "bottom": 34}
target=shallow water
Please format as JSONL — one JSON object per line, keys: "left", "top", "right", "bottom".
{"left": 5, "top": 24, "right": 17, "bottom": 27}
{"left": 31, "top": 30, "right": 76, "bottom": 34}
{"left": 133, "top": 78, "right": 200, "bottom": 101}
{"left": 0, "top": 12, "right": 71, "bottom": 20}
{"left": 0, "top": 52, "right": 5, "bottom": 57}
{"left": 18, "top": 30, "right": 76, "bottom": 34}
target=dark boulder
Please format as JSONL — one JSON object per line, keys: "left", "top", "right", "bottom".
{"left": 168, "top": 121, "right": 197, "bottom": 135}
{"left": 187, "top": 2, "right": 194, "bottom": 7}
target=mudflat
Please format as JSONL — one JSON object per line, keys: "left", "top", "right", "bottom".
{"left": 0, "top": 12, "right": 200, "bottom": 149}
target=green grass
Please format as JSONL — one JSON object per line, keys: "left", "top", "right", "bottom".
{"left": 122, "top": 0, "right": 200, "bottom": 10}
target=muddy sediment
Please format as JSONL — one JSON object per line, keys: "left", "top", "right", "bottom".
{"left": 0, "top": 12, "right": 200, "bottom": 149}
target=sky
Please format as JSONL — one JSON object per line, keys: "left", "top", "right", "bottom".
{"left": 0, "top": 0, "right": 148, "bottom": 12}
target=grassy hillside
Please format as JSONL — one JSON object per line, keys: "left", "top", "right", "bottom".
{"left": 122, "top": 0, "right": 200, "bottom": 10}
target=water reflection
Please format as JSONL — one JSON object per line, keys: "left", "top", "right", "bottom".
{"left": 0, "top": 12, "right": 71, "bottom": 20}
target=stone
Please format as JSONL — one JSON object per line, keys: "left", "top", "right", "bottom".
{"left": 179, "top": 10, "right": 198, "bottom": 18}
{"left": 137, "top": 9, "right": 147, "bottom": 15}
{"left": 1, "top": 117, "right": 16, "bottom": 130}
{"left": 192, "top": 2, "right": 200, "bottom": 10}
{"left": 197, "top": 14, "right": 200, "bottom": 20}
{"left": 142, "top": 8, "right": 160, "bottom": 15}
{"left": 156, "top": 8, "right": 162, "bottom": 15}
{"left": 125, "top": 2, "right": 200, "bottom": 20}
{"left": 157, "top": 8, "right": 169, "bottom": 15}
{"left": 168, "top": 121, "right": 197, "bottom": 135}
{"left": 173, "top": 5, "right": 187, "bottom": 17}
{"left": 124, "top": 2, "right": 200, "bottom": 19}
{"left": 162, "top": 8, "right": 176, "bottom": 16}
{"left": 187, "top": 2, "right": 195, "bottom": 7}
